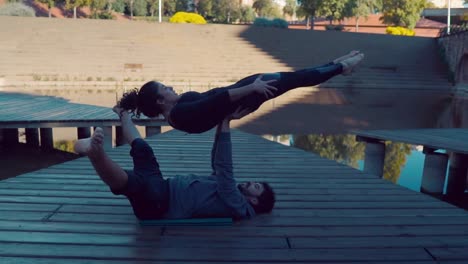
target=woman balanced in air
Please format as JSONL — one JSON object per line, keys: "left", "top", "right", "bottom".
{"left": 117, "top": 51, "right": 364, "bottom": 134}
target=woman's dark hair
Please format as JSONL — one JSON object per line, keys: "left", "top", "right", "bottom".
{"left": 118, "top": 81, "right": 164, "bottom": 118}
{"left": 250, "top": 182, "right": 276, "bottom": 214}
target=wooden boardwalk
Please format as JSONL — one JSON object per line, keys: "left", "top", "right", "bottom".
{"left": 0, "top": 91, "right": 165, "bottom": 128}
{"left": 0, "top": 91, "right": 167, "bottom": 149}
{"left": 0, "top": 129, "right": 467, "bottom": 263}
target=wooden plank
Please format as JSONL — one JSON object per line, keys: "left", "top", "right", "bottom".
{"left": 290, "top": 236, "right": 468, "bottom": 248}
{"left": 0, "top": 231, "right": 286, "bottom": 249}
{"left": 426, "top": 247, "right": 468, "bottom": 260}
{"left": 0, "top": 243, "right": 433, "bottom": 261}
{"left": 140, "top": 218, "right": 233, "bottom": 226}
{"left": 45, "top": 213, "right": 468, "bottom": 226}
{"left": 0, "top": 258, "right": 441, "bottom": 264}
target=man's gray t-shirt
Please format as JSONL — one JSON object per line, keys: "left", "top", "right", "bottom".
{"left": 164, "top": 132, "right": 256, "bottom": 219}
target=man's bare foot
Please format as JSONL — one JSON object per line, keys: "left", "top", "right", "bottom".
{"left": 74, "top": 127, "right": 105, "bottom": 158}
{"left": 333, "top": 50, "right": 360, "bottom": 64}
{"left": 340, "top": 52, "right": 364, "bottom": 76}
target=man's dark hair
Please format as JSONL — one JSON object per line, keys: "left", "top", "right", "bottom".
{"left": 251, "top": 182, "right": 275, "bottom": 214}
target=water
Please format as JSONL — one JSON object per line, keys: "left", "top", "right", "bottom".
{"left": 264, "top": 134, "right": 450, "bottom": 194}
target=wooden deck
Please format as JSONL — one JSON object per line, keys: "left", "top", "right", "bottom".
{"left": 0, "top": 129, "right": 467, "bottom": 263}
{"left": 0, "top": 91, "right": 166, "bottom": 128}
{"left": 0, "top": 91, "right": 167, "bottom": 149}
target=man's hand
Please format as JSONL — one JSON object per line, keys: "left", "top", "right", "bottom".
{"left": 251, "top": 75, "right": 278, "bottom": 99}
{"left": 228, "top": 106, "right": 253, "bottom": 120}
{"left": 112, "top": 105, "right": 127, "bottom": 119}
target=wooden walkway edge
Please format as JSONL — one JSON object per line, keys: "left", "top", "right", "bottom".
{"left": 0, "top": 129, "right": 467, "bottom": 263}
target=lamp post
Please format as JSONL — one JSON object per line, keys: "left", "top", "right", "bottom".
{"left": 447, "top": 0, "right": 451, "bottom": 34}
{"left": 158, "top": 0, "right": 162, "bottom": 23}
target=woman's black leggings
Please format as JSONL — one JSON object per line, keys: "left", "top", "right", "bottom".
{"left": 170, "top": 62, "right": 343, "bottom": 133}
{"left": 226, "top": 62, "right": 342, "bottom": 112}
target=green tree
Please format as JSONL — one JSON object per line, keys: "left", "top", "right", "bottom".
{"left": 175, "top": 0, "right": 189, "bottom": 11}
{"left": 133, "top": 0, "right": 147, "bottom": 16}
{"left": 344, "top": 0, "right": 377, "bottom": 32}
{"left": 112, "top": 0, "right": 125, "bottom": 13}
{"left": 35, "top": 0, "right": 59, "bottom": 17}
{"left": 66, "top": 0, "right": 92, "bottom": 18}
{"left": 317, "top": 0, "right": 348, "bottom": 24}
{"left": 163, "top": 0, "right": 176, "bottom": 16}
{"left": 89, "top": 0, "right": 107, "bottom": 18}
{"left": 54, "top": 140, "right": 76, "bottom": 153}
{"left": 253, "top": 0, "right": 272, "bottom": 17}
{"left": 283, "top": 0, "right": 297, "bottom": 19}
{"left": 147, "top": 0, "right": 158, "bottom": 16}
{"left": 382, "top": 142, "right": 411, "bottom": 183}
{"left": 293, "top": 134, "right": 365, "bottom": 169}
{"left": 239, "top": 5, "right": 255, "bottom": 23}
{"left": 380, "top": 0, "right": 426, "bottom": 29}
{"left": 297, "top": 0, "right": 323, "bottom": 29}
{"left": 212, "top": 0, "right": 241, "bottom": 23}
{"left": 197, "top": 0, "right": 213, "bottom": 19}
{"left": 125, "top": 0, "right": 135, "bottom": 18}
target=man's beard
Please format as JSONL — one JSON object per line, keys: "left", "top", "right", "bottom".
{"left": 237, "top": 184, "right": 248, "bottom": 195}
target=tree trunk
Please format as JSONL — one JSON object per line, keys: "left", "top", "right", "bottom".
{"left": 73, "top": 6, "right": 77, "bottom": 19}
{"left": 48, "top": 8, "right": 52, "bottom": 18}
{"left": 310, "top": 16, "right": 315, "bottom": 30}
{"left": 107, "top": 0, "right": 112, "bottom": 12}
{"left": 355, "top": 17, "right": 359, "bottom": 32}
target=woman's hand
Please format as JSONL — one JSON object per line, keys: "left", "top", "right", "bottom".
{"left": 251, "top": 75, "right": 278, "bottom": 99}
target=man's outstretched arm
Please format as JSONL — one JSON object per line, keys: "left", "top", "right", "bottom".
{"left": 212, "top": 107, "right": 256, "bottom": 218}
{"left": 113, "top": 105, "right": 141, "bottom": 145}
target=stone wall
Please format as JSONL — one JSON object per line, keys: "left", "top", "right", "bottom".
{"left": 438, "top": 32, "right": 468, "bottom": 90}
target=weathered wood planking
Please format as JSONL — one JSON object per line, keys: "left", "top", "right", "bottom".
{"left": 0, "top": 92, "right": 166, "bottom": 128}
{"left": 0, "top": 129, "right": 467, "bottom": 263}
{"left": 353, "top": 129, "right": 468, "bottom": 154}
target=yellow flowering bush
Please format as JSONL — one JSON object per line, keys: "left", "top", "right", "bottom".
{"left": 386, "top": 26, "right": 415, "bottom": 36}
{"left": 169, "top": 12, "right": 207, "bottom": 24}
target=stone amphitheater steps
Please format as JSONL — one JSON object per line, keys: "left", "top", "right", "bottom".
{"left": 0, "top": 16, "right": 455, "bottom": 131}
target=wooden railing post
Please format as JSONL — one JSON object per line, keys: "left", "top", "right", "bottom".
{"left": 102, "top": 126, "right": 113, "bottom": 150}
{"left": 25, "top": 128, "right": 40, "bottom": 147}
{"left": 77, "top": 127, "right": 91, "bottom": 139}
{"left": 357, "top": 136, "right": 385, "bottom": 178}
{"left": 2, "top": 128, "right": 18, "bottom": 145}
{"left": 146, "top": 126, "right": 161, "bottom": 137}
{"left": 420, "top": 147, "right": 448, "bottom": 196}
{"left": 40, "top": 128, "right": 54, "bottom": 150}
{"left": 115, "top": 126, "right": 126, "bottom": 146}
{"left": 446, "top": 153, "right": 468, "bottom": 198}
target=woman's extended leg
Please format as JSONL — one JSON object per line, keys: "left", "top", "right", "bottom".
{"left": 74, "top": 127, "right": 128, "bottom": 190}
{"left": 233, "top": 51, "right": 364, "bottom": 110}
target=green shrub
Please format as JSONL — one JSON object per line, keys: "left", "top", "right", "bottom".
{"left": 112, "top": 0, "right": 126, "bottom": 13}
{"left": 325, "top": 24, "right": 344, "bottom": 31}
{"left": 97, "top": 11, "right": 114, "bottom": 19}
{"left": 0, "top": 2, "right": 36, "bottom": 17}
{"left": 169, "top": 12, "right": 207, "bottom": 24}
{"left": 386, "top": 26, "right": 415, "bottom": 36}
{"left": 253, "top": 17, "right": 288, "bottom": 28}
{"left": 239, "top": 6, "right": 255, "bottom": 23}
{"left": 133, "top": 0, "right": 147, "bottom": 16}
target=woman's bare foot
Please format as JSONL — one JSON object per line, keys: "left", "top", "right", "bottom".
{"left": 74, "top": 127, "right": 105, "bottom": 158}
{"left": 340, "top": 52, "right": 364, "bottom": 75}
{"left": 333, "top": 50, "right": 360, "bottom": 64}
